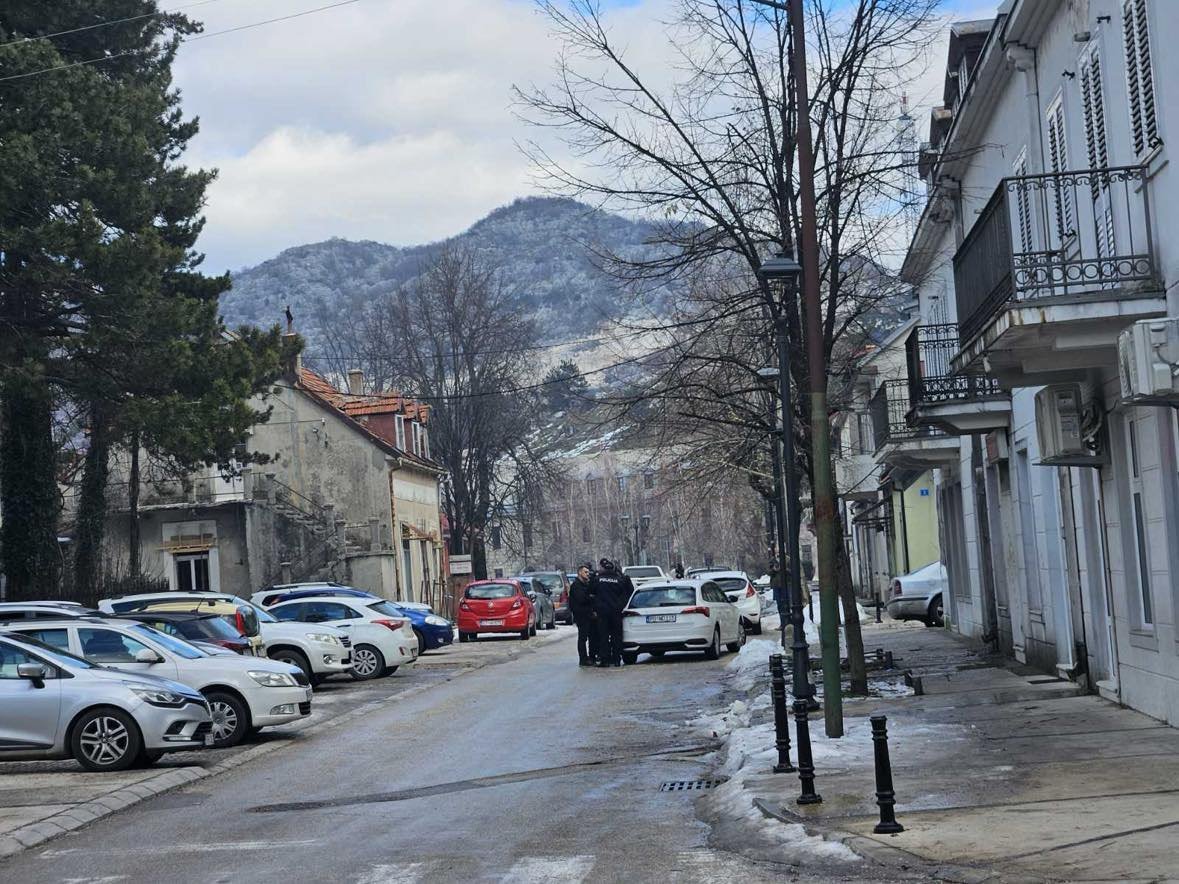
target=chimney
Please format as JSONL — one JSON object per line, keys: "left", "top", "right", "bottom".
{"left": 347, "top": 369, "right": 364, "bottom": 396}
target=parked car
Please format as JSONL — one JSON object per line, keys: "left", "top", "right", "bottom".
{"left": 120, "top": 611, "right": 254, "bottom": 655}
{"left": 621, "top": 579, "right": 744, "bottom": 664}
{"left": 885, "top": 561, "right": 947, "bottom": 627}
{"left": 687, "top": 570, "right": 763, "bottom": 634}
{"left": 98, "top": 594, "right": 266, "bottom": 656}
{"left": 0, "top": 632, "right": 213, "bottom": 771}
{"left": 266, "top": 596, "right": 418, "bottom": 680}
{"left": 521, "top": 571, "right": 570, "bottom": 624}
{"left": 511, "top": 575, "right": 556, "bottom": 630}
{"left": 0, "top": 602, "right": 103, "bottom": 623}
{"left": 457, "top": 580, "right": 536, "bottom": 642}
{"left": 3, "top": 619, "right": 310, "bottom": 748}
{"left": 622, "top": 565, "right": 667, "bottom": 586}
{"left": 100, "top": 592, "right": 351, "bottom": 685}
{"left": 250, "top": 583, "right": 362, "bottom": 609}
{"left": 259, "top": 587, "right": 453, "bottom": 656}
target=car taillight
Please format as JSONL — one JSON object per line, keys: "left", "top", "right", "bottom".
{"left": 681, "top": 606, "right": 710, "bottom": 616}
{"left": 892, "top": 580, "right": 903, "bottom": 597}
{"left": 216, "top": 639, "right": 245, "bottom": 653}
{"left": 745, "top": 584, "right": 756, "bottom": 598}
{"left": 234, "top": 610, "right": 247, "bottom": 635}
{"left": 459, "top": 601, "right": 472, "bottom": 612}
{"left": 623, "top": 609, "right": 640, "bottom": 618}
{"left": 373, "top": 618, "right": 407, "bottom": 631}
{"left": 510, "top": 599, "right": 522, "bottom": 610}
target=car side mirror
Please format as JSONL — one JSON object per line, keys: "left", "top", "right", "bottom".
{"left": 17, "top": 662, "right": 47, "bottom": 687}
{"left": 527, "top": 592, "right": 537, "bottom": 601}
{"left": 134, "top": 648, "right": 163, "bottom": 664}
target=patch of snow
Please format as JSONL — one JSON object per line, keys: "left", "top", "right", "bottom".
{"left": 688, "top": 700, "right": 752, "bottom": 739}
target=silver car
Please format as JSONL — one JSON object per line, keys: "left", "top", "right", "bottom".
{"left": 0, "top": 633, "right": 213, "bottom": 771}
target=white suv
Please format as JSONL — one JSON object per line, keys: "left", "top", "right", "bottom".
{"left": 5, "top": 618, "right": 312, "bottom": 748}
{"left": 266, "top": 596, "right": 418, "bottom": 680}
{"left": 99, "top": 593, "right": 352, "bottom": 686}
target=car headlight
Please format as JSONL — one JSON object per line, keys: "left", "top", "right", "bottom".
{"left": 128, "top": 685, "right": 190, "bottom": 707}
{"left": 424, "top": 616, "right": 449, "bottom": 627}
{"left": 248, "top": 670, "right": 297, "bottom": 687}
{"left": 304, "top": 632, "right": 341, "bottom": 645}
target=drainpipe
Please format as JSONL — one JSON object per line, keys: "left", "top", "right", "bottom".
{"left": 1006, "top": 46, "right": 1043, "bottom": 173}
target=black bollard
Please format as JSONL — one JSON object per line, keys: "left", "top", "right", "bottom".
{"left": 792, "top": 699, "right": 822, "bottom": 805}
{"left": 769, "top": 654, "right": 795, "bottom": 772}
{"left": 870, "top": 715, "right": 904, "bottom": 834}
{"left": 884, "top": 650, "right": 895, "bottom": 670}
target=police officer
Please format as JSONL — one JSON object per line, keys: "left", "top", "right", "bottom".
{"left": 592, "top": 558, "right": 633, "bottom": 667}
{"left": 569, "top": 563, "right": 598, "bottom": 666}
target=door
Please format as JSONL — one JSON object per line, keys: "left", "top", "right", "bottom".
{"left": 705, "top": 583, "right": 737, "bottom": 642}
{"left": 175, "top": 553, "right": 211, "bottom": 593}
{"left": 0, "top": 638, "right": 63, "bottom": 750}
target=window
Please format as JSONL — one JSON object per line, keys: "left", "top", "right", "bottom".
{"left": 1123, "top": 0, "right": 1160, "bottom": 157}
{"left": 581, "top": 522, "right": 590, "bottom": 543}
{"left": 302, "top": 601, "right": 358, "bottom": 623}
{"left": 643, "top": 472, "right": 655, "bottom": 490}
{"left": 270, "top": 603, "right": 308, "bottom": 622}
{"left": 395, "top": 415, "right": 406, "bottom": 450}
{"left": 419, "top": 426, "right": 430, "bottom": 459}
{"left": 490, "top": 525, "right": 502, "bottom": 550}
{"left": 1080, "top": 43, "right": 1117, "bottom": 265}
{"left": 1046, "top": 97, "right": 1075, "bottom": 239}
{"left": 24, "top": 628, "right": 69, "bottom": 651}
{"left": 587, "top": 478, "right": 603, "bottom": 496}
{"left": 0, "top": 641, "right": 39, "bottom": 678}
{"left": 617, "top": 476, "right": 628, "bottom": 493}
{"left": 174, "top": 553, "right": 210, "bottom": 593}
{"left": 78, "top": 628, "right": 152, "bottom": 664}
{"left": 1126, "top": 416, "right": 1155, "bottom": 626}
{"left": 1013, "top": 149, "right": 1033, "bottom": 253}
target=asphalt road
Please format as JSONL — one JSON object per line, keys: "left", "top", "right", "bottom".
{"left": 0, "top": 630, "right": 882, "bottom": 883}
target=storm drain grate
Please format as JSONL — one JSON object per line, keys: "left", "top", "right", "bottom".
{"left": 659, "top": 779, "right": 726, "bottom": 792}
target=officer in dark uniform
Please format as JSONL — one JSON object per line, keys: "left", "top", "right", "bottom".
{"left": 592, "top": 558, "right": 633, "bottom": 667}
{"left": 569, "top": 563, "right": 599, "bottom": 666}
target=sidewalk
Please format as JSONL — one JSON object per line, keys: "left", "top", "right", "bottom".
{"left": 715, "top": 620, "right": 1179, "bottom": 882}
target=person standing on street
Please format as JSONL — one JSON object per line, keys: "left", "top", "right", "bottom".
{"left": 673, "top": 562, "right": 685, "bottom": 579}
{"left": 569, "top": 563, "right": 599, "bottom": 666}
{"left": 592, "top": 558, "right": 633, "bottom": 667}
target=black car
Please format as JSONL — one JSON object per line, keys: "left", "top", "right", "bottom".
{"left": 120, "top": 611, "right": 253, "bottom": 654}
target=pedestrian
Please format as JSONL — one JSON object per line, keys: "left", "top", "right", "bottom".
{"left": 569, "top": 562, "right": 599, "bottom": 666}
{"left": 592, "top": 558, "right": 633, "bottom": 667}
{"left": 673, "top": 562, "right": 685, "bottom": 579}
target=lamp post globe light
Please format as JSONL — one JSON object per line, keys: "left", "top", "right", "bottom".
{"left": 755, "top": 254, "right": 813, "bottom": 710}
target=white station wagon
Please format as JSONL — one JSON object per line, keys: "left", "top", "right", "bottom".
{"left": 621, "top": 579, "right": 745, "bottom": 665}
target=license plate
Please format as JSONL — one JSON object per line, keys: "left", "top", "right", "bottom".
{"left": 646, "top": 614, "right": 677, "bottom": 623}
{"left": 203, "top": 734, "right": 215, "bottom": 747}
{"left": 481, "top": 619, "right": 504, "bottom": 626}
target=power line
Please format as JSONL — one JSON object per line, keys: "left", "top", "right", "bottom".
{"left": 0, "top": 0, "right": 366, "bottom": 84}
{"left": 0, "top": 0, "right": 227, "bottom": 48}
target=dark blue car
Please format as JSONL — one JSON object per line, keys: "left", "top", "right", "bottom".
{"left": 255, "top": 585, "right": 454, "bottom": 655}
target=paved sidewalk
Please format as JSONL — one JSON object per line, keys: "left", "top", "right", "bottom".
{"left": 728, "top": 621, "right": 1179, "bottom": 882}
{"left": 0, "top": 626, "right": 574, "bottom": 858}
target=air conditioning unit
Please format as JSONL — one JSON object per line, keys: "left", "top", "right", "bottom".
{"left": 1118, "top": 318, "right": 1179, "bottom": 405}
{"left": 1035, "top": 384, "right": 1107, "bottom": 466}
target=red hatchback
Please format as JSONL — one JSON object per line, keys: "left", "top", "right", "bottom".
{"left": 457, "top": 580, "right": 536, "bottom": 642}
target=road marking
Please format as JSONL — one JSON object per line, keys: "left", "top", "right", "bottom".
{"left": 500, "top": 856, "right": 595, "bottom": 883}
{"left": 62, "top": 878, "right": 128, "bottom": 883}
{"left": 40, "top": 840, "right": 318, "bottom": 858}
{"left": 353, "top": 862, "right": 425, "bottom": 883}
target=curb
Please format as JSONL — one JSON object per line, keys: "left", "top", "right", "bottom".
{"left": 0, "top": 644, "right": 538, "bottom": 862}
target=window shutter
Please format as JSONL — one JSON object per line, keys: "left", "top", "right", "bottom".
{"left": 1123, "top": 0, "right": 1160, "bottom": 156}
{"left": 1046, "top": 102, "right": 1074, "bottom": 238}
{"left": 1013, "top": 152, "right": 1033, "bottom": 252}
{"left": 1080, "top": 48, "right": 1109, "bottom": 170}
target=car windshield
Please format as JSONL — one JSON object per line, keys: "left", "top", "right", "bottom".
{"left": 466, "top": 583, "right": 516, "bottom": 600}
{"left": 527, "top": 574, "right": 562, "bottom": 592}
{"left": 184, "top": 616, "right": 243, "bottom": 641}
{"left": 713, "top": 578, "right": 748, "bottom": 594}
{"left": 367, "top": 601, "right": 405, "bottom": 618}
{"left": 129, "top": 624, "right": 206, "bottom": 659}
{"left": 629, "top": 587, "right": 696, "bottom": 608}
{"left": 626, "top": 567, "right": 663, "bottom": 577}
{"left": 3, "top": 634, "right": 97, "bottom": 669}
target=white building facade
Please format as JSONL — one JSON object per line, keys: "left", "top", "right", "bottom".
{"left": 905, "top": 0, "right": 1179, "bottom": 724}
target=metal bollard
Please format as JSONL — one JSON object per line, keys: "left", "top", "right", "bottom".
{"left": 769, "top": 655, "right": 795, "bottom": 772}
{"left": 792, "top": 699, "right": 822, "bottom": 805}
{"left": 883, "top": 650, "right": 894, "bottom": 670}
{"left": 870, "top": 715, "right": 904, "bottom": 834}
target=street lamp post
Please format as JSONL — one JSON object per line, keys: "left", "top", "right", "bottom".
{"left": 755, "top": 255, "right": 812, "bottom": 711}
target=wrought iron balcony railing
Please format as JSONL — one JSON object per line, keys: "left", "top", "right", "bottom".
{"left": 905, "top": 324, "right": 1002, "bottom": 408}
{"left": 870, "top": 380, "right": 915, "bottom": 451}
{"left": 952, "top": 165, "right": 1156, "bottom": 343}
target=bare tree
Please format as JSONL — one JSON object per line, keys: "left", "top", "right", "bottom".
{"left": 519, "top": 0, "right": 942, "bottom": 693}
{"left": 362, "top": 246, "right": 559, "bottom": 578}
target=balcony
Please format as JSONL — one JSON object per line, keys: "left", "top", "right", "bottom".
{"left": 870, "top": 380, "right": 958, "bottom": 467}
{"left": 905, "top": 324, "right": 1010, "bottom": 435}
{"left": 835, "top": 448, "right": 879, "bottom": 502}
{"left": 952, "top": 165, "right": 1165, "bottom": 385}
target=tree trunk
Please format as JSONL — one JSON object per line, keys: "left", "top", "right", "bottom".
{"left": 74, "top": 402, "right": 111, "bottom": 603}
{"left": 836, "top": 517, "right": 868, "bottom": 695}
{"left": 128, "top": 432, "right": 141, "bottom": 576}
{"left": 0, "top": 388, "right": 62, "bottom": 600}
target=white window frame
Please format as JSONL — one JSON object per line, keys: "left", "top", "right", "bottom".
{"left": 394, "top": 414, "right": 406, "bottom": 451}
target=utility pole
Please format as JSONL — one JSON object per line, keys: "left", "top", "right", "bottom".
{"left": 787, "top": 0, "right": 843, "bottom": 736}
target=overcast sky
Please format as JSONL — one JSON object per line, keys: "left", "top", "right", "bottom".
{"left": 169, "top": 0, "right": 991, "bottom": 274}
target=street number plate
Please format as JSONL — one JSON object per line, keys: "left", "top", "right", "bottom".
{"left": 481, "top": 619, "right": 504, "bottom": 626}
{"left": 646, "top": 614, "right": 677, "bottom": 623}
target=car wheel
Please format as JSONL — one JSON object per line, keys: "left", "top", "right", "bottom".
{"left": 203, "top": 690, "right": 250, "bottom": 748}
{"left": 520, "top": 627, "right": 530, "bottom": 641}
{"left": 71, "top": 707, "right": 142, "bottom": 772}
{"left": 704, "top": 627, "right": 721, "bottom": 660}
{"left": 622, "top": 651, "right": 639, "bottom": 665}
{"left": 413, "top": 628, "right": 426, "bottom": 656}
{"left": 925, "top": 595, "right": 944, "bottom": 628}
{"left": 350, "top": 643, "right": 386, "bottom": 680}
{"left": 727, "top": 620, "right": 746, "bottom": 653}
{"left": 458, "top": 631, "right": 470, "bottom": 643}
{"left": 530, "top": 622, "right": 537, "bottom": 637}
{"left": 547, "top": 616, "right": 556, "bottom": 630}
{"left": 750, "top": 618, "right": 763, "bottom": 636}
{"left": 270, "top": 648, "right": 312, "bottom": 684}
